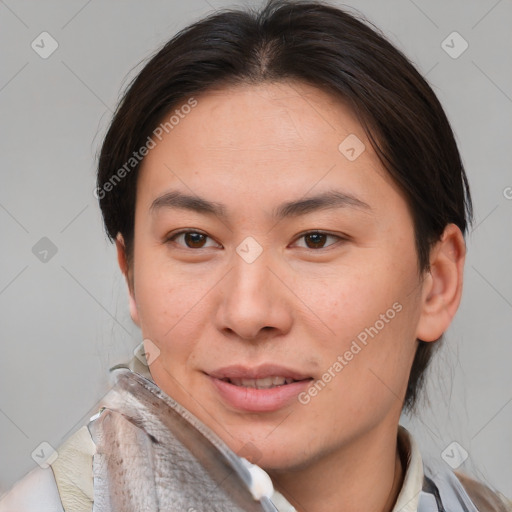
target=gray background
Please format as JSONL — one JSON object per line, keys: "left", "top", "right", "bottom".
{"left": 1, "top": 0, "right": 511, "bottom": 498}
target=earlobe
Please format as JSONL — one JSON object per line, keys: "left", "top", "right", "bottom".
{"left": 415, "top": 224, "right": 466, "bottom": 342}
{"left": 127, "top": 293, "right": 140, "bottom": 327}
{"left": 115, "top": 233, "right": 140, "bottom": 327}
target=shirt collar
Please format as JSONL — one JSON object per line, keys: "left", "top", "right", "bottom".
{"left": 392, "top": 425, "right": 424, "bottom": 512}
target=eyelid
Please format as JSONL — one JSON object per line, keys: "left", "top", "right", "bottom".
{"left": 165, "top": 229, "right": 222, "bottom": 248}
{"left": 290, "top": 230, "right": 347, "bottom": 249}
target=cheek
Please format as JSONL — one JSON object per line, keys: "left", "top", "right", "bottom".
{"left": 303, "top": 249, "right": 420, "bottom": 405}
{"left": 132, "top": 256, "right": 184, "bottom": 342}
{"left": 305, "top": 317, "right": 415, "bottom": 433}
{"left": 307, "top": 258, "right": 407, "bottom": 340}
{"left": 132, "top": 252, "right": 218, "bottom": 364}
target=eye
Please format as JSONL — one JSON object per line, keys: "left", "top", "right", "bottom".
{"left": 165, "top": 229, "right": 345, "bottom": 250}
{"left": 165, "top": 230, "right": 221, "bottom": 249}
{"left": 292, "top": 231, "right": 345, "bottom": 249}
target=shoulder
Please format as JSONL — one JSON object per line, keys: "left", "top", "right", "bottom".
{"left": 0, "top": 466, "right": 64, "bottom": 512}
{"left": 0, "top": 425, "right": 96, "bottom": 512}
{"left": 455, "top": 472, "right": 512, "bottom": 512}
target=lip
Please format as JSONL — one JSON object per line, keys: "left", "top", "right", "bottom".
{"left": 207, "top": 364, "right": 313, "bottom": 413}
{"left": 208, "top": 364, "right": 311, "bottom": 381}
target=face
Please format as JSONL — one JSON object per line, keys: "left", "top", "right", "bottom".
{"left": 122, "top": 82, "right": 428, "bottom": 471}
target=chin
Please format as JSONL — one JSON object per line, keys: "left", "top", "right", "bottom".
{"left": 222, "top": 425, "right": 314, "bottom": 470}
{"left": 259, "top": 449, "right": 321, "bottom": 474}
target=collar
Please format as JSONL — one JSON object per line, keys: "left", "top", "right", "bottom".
{"left": 392, "top": 426, "right": 424, "bottom": 512}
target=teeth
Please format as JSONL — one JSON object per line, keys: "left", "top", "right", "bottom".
{"left": 228, "top": 376, "right": 296, "bottom": 389}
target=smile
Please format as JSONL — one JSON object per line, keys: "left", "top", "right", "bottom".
{"left": 221, "top": 376, "right": 302, "bottom": 389}
{"left": 207, "top": 365, "right": 314, "bottom": 412}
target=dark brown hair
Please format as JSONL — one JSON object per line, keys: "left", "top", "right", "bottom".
{"left": 97, "top": 0, "right": 473, "bottom": 413}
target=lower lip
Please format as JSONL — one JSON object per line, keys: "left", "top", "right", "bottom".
{"left": 209, "top": 376, "right": 312, "bottom": 412}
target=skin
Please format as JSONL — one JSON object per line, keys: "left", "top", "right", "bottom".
{"left": 116, "top": 81, "right": 466, "bottom": 512}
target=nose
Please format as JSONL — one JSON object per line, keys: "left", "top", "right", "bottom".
{"left": 215, "top": 247, "right": 293, "bottom": 342}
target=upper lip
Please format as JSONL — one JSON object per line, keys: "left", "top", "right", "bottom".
{"left": 207, "top": 364, "right": 312, "bottom": 381}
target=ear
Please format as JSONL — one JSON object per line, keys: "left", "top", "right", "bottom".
{"left": 115, "top": 233, "right": 140, "bottom": 327}
{"left": 415, "top": 224, "right": 466, "bottom": 342}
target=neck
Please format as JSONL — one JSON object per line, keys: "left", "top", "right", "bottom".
{"left": 268, "top": 422, "right": 404, "bottom": 512}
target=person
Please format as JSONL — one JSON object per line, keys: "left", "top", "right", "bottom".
{"left": 0, "top": 1, "right": 510, "bottom": 511}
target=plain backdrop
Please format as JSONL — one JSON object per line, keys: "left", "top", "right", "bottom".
{"left": 1, "top": 0, "right": 511, "bottom": 498}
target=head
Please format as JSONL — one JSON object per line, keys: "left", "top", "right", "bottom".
{"left": 97, "top": 0, "right": 472, "bottom": 471}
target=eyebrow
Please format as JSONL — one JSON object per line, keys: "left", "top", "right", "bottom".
{"left": 150, "top": 189, "right": 372, "bottom": 220}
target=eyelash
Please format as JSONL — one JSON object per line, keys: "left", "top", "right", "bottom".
{"left": 164, "top": 229, "right": 346, "bottom": 250}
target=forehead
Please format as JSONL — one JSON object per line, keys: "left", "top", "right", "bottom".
{"left": 136, "top": 81, "right": 405, "bottom": 217}
{"left": 161, "top": 82, "right": 364, "bottom": 154}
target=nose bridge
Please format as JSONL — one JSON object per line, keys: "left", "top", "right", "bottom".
{"left": 217, "top": 240, "right": 292, "bottom": 340}
{"left": 229, "top": 241, "right": 275, "bottom": 306}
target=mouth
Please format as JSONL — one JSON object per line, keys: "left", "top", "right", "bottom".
{"left": 219, "top": 376, "right": 308, "bottom": 389}
{"left": 207, "top": 365, "right": 314, "bottom": 412}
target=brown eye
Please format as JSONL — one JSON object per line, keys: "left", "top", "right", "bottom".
{"left": 183, "top": 232, "right": 207, "bottom": 248}
{"left": 294, "top": 231, "right": 344, "bottom": 250}
{"left": 304, "top": 232, "right": 328, "bottom": 248}
{"left": 166, "top": 230, "right": 220, "bottom": 249}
